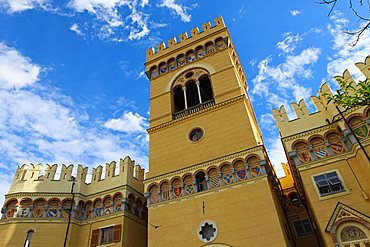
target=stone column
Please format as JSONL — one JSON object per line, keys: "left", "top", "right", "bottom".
{"left": 231, "top": 168, "right": 237, "bottom": 182}
{"left": 91, "top": 207, "right": 95, "bottom": 218}
{"left": 218, "top": 172, "right": 224, "bottom": 186}
{"left": 193, "top": 179, "right": 198, "bottom": 193}
{"left": 308, "top": 145, "right": 317, "bottom": 161}
{"left": 13, "top": 205, "right": 19, "bottom": 218}
{"left": 342, "top": 136, "right": 352, "bottom": 151}
{"left": 157, "top": 190, "right": 162, "bottom": 203}
{"left": 121, "top": 198, "right": 127, "bottom": 211}
{"left": 169, "top": 185, "right": 174, "bottom": 200}
{"left": 259, "top": 160, "right": 267, "bottom": 175}
{"left": 205, "top": 176, "right": 210, "bottom": 190}
{"left": 181, "top": 182, "right": 186, "bottom": 196}
{"left": 144, "top": 192, "right": 151, "bottom": 205}
{"left": 288, "top": 151, "right": 300, "bottom": 166}
{"left": 57, "top": 206, "right": 63, "bottom": 218}
{"left": 182, "top": 86, "right": 188, "bottom": 109}
{"left": 324, "top": 141, "right": 335, "bottom": 156}
{"left": 43, "top": 205, "right": 48, "bottom": 218}
{"left": 244, "top": 163, "right": 252, "bottom": 179}
{"left": 195, "top": 80, "right": 202, "bottom": 104}
{"left": 344, "top": 128, "right": 357, "bottom": 144}
{"left": 28, "top": 205, "right": 34, "bottom": 218}
{"left": 71, "top": 206, "right": 78, "bottom": 219}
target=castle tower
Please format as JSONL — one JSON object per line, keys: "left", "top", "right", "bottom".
{"left": 144, "top": 16, "right": 292, "bottom": 246}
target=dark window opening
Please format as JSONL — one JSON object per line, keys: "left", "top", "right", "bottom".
{"left": 294, "top": 219, "right": 313, "bottom": 237}
{"left": 173, "top": 86, "right": 185, "bottom": 112}
{"left": 186, "top": 81, "right": 200, "bottom": 107}
{"left": 289, "top": 193, "right": 299, "bottom": 204}
{"left": 314, "top": 171, "right": 345, "bottom": 196}
{"left": 190, "top": 128, "right": 203, "bottom": 142}
{"left": 196, "top": 172, "right": 207, "bottom": 192}
{"left": 199, "top": 76, "right": 213, "bottom": 102}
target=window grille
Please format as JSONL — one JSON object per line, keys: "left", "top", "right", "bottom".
{"left": 313, "top": 171, "right": 344, "bottom": 196}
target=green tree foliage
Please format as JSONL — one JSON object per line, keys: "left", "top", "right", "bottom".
{"left": 325, "top": 78, "right": 370, "bottom": 109}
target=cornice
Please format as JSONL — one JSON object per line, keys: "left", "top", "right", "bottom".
{"left": 147, "top": 94, "right": 246, "bottom": 134}
{"left": 144, "top": 145, "right": 264, "bottom": 184}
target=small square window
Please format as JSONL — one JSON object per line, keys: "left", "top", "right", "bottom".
{"left": 293, "top": 219, "right": 313, "bottom": 237}
{"left": 313, "top": 171, "right": 345, "bottom": 196}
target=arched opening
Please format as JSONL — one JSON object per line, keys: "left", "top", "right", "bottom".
{"left": 247, "top": 156, "right": 261, "bottom": 177}
{"left": 310, "top": 136, "right": 328, "bottom": 159}
{"left": 221, "top": 164, "right": 233, "bottom": 185}
{"left": 234, "top": 160, "right": 246, "bottom": 181}
{"left": 196, "top": 172, "right": 207, "bottom": 192}
{"left": 177, "top": 54, "right": 186, "bottom": 67}
{"left": 168, "top": 58, "right": 176, "bottom": 71}
{"left": 186, "top": 81, "right": 200, "bottom": 108}
{"left": 288, "top": 192, "right": 300, "bottom": 204}
{"left": 349, "top": 116, "right": 368, "bottom": 138}
{"left": 172, "top": 178, "right": 182, "bottom": 198}
{"left": 159, "top": 62, "right": 167, "bottom": 74}
{"left": 195, "top": 45, "right": 205, "bottom": 58}
{"left": 5, "top": 199, "right": 17, "bottom": 219}
{"left": 294, "top": 141, "right": 311, "bottom": 164}
{"left": 205, "top": 41, "right": 215, "bottom": 54}
{"left": 160, "top": 182, "right": 170, "bottom": 201}
{"left": 33, "top": 199, "right": 46, "bottom": 218}
{"left": 208, "top": 168, "right": 219, "bottom": 189}
{"left": 183, "top": 175, "right": 194, "bottom": 194}
{"left": 103, "top": 196, "right": 112, "bottom": 215}
{"left": 113, "top": 193, "right": 122, "bottom": 212}
{"left": 84, "top": 201, "right": 92, "bottom": 219}
{"left": 149, "top": 185, "right": 158, "bottom": 204}
{"left": 199, "top": 75, "right": 213, "bottom": 102}
{"left": 173, "top": 86, "right": 185, "bottom": 112}
{"left": 186, "top": 50, "right": 195, "bottom": 62}
{"left": 336, "top": 222, "right": 370, "bottom": 246}
{"left": 327, "top": 132, "right": 345, "bottom": 154}
{"left": 215, "top": 37, "right": 226, "bottom": 50}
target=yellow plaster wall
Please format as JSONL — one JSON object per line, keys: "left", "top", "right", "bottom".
{"left": 147, "top": 178, "right": 289, "bottom": 247}
{"left": 148, "top": 100, "right": 259, "bottom": 178}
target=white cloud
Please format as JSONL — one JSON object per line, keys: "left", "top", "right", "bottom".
{"left": 158, "top": 0, "right": 191, "bottom": 23}
{"left": 252, "top": 47, "right": 320, "bottom": 105}
{"left": 104, "top": 111, "right": 148, "bottom": 134}
{"left": 267, "top": 136, "right": 287, "bottom": 174}
{"left": 70, "top": 23, "right": 84, "bottom": 36}
{"left": 0, "top": 0, "right": 48, "bottom": 12}
{"left": 276, "top": 33, "right": 301, "bottom": 54}
{"left": 290, "top": 10, "right": 302, "bottom": 16}
{"left": 325, "top": 13, "right": 370, "bottom": 82}
{"left": 0, "top": 43, "right": 41, "bottom": 89}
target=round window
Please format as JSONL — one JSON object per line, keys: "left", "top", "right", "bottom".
{"left": 197, "top": 220, "right": 218, "bottom": 243}
{"left": 185, "top": 71, "right": 194, "bottom": 78}
{"left": 189, "top": 128, "right": 203, "bottom": 142}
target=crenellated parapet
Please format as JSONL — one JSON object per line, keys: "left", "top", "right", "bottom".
{"left": 146, "top": 16, "right": 225, "bottom": 62}
{"left": 273, "top": 55, "right": 370, "bottom": 138}
{"left": 8, "top": 156, "right": 145, "bottom": 197}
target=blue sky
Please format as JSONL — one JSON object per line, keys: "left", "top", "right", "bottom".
{"left": 0, "top": 0, "right": 369, "bottom": 206}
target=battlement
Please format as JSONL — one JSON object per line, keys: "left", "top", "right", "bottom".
{"left": 8, "top": 156, "right": 145, "bottom": 196}
{"left": 272, "top": 55, "right": 370, "bottom": 137}
{"left": 146, "top": 16, "right": 226, "bottom": 62}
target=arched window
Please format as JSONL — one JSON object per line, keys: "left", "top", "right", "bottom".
{"left": 134, "top": 199, "right": 142, "bottom": 217}
{"left": 84, "top": 202, "right": 92, "bottom": 219}
{"left": 221, "top": 164, "right": 233, "bottom": 185}
{"left": 172, "top": 178, "right": 182, "bottom": 198}
{"left": 103, "top": 196, "right": 112, "bottom": 215}
{"left": 288, "top": 192, "right": 299, "bottom": 204}
{"left": 199, "top": 76, "right": 213, "bottom": 102}
{"left": 177, "top": 54, "right": 186, "bottom": 67}
{"left": 184, "top": 175, "right": 194, "bottom": 194}
{"left": 173, "top": 86, "right": 185, "bottom": 112}
{"left": 327, "top": 133, "right": 345, "bottom": 155}
{"left": 159, "top": 62, "right": 167, "bottom": 75}
{"left": 339, "top": 225, "right": 370, "bottom": 246}
{"left": 186, "top": 50, "right": 195, "bottom": 62}
{"left": 195, "top": 172, "right": 207, "bottom": 192}
{"left": 127, "top": 194, "right": 135, "bottom": 214}
{"left": 150, "top": 66, "right": 158, "bottom": 79}
{"left": 168, "top": 58, "right": 176, "bottom": 71}
{"left": 18, "top": 198, "right": 32, "bottom": 218}
{"left": 215, "top": 37, "right": 226, "bottom": 50}
{"left": 310, "top": 137, "right": 328, "bottom": 159}
{"left": 160, "top": 182, "right": 170, "bottom": 201}
{"left": 234, "top": 160, "right": 246, "bottom": 181}
{"left": 76, "top": 201, "right": 84, "bottom": 220}
{"left": 47, "top": 199, "right": 60, "bottom": 218}
{"left": 208, "top": 168, "right": 219, "bottom": 189}
{"left": 294, "top": 141, "right": 311, "bottom": 164}
{"left": 93, "top": 199, "right": 103, "bottom": 217}
{"left": 195, "top": 45, "right": 205, "bottom": 58}
{"left": 5, "top": 199, "right": 17, "bottom": 219}
{"left": 205, "top": 41, "right": 215, "bottom": 54}
{"left": 33, "top": 199, "right": 46, "bottom": 218}
{"left": 149, "top": 185, "right": 158, "bottom": 204}
{"left": 349, "top": 116, "right": 368, "bottom": 138}
{"left": 61, "top": 199, "right": 72, "bottom": 218}
{"left": 248, "top": 157, "right": 261, "bottom": 177}
{"left": 24, "top": 229, "right": 34, "bottom": 247}
{"left": 113, "top": 194, "right": 122, "bottom": 212}
{"left": 185, "top": 81, "right": 200, "bottom": 108}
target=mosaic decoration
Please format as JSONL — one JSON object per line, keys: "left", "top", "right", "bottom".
{"left": 85, "top": 204, "right": 92, "bottom": 219}
{"left": 330, "top": 141, "right": 345, "bottom": 154}
{"left": 6, "top": 208, "right": 16, "bottom": 218}
{"left": 187, "top": 55, "right": 195, "bottom": 62}
{"left": 250, "top": 166, "right": 261, "bottom": 177}
{"left": 197, "top": 220, "right": 218, "bottom": 243}
{"left": 223, "top": 173, "right": 233, "bottom": 184}
{"left": 216, "top": 42, "right": 225, "bottom": 49}
{"left": 160, "top": 67, "right": 167, "bottom": 74}
{"left": 298, "top": 150, "right": 311, "bottom": 163}
{"left": 174, "top": 186, "right": 182, "bottom": 197}
{"left": 354, "top": 125, "right": 369, "bottom": 138}
{"left": 151, "top": 71, "right": 158, "bottom": 78}
{"left": 236, "top": 169, "right": 246, "bottom": 180}
{"left": 341, "top": 226, "right": 368, "bottom": 242}
{"left": 186, "top": 185, "right": 194, "bottom": 194}
{"left": 162, "top": 190, "right": 170, "bottom": 200}
{"left": 197, "top": 51, "right": 205, "bottom": 58}
{"left": 95, "top": 207, "right": 103, "bottom": 217}
{"left": 48, "top": 201, "right": 59, "bottom": 218}
{"left": 178, "top": 59, "right": 186, "bottom": 66}
{"left": 104, "top": 198, "right": 112, "bottom": 215}
{"left": 33, "top": 204, "right": 44, "bottom": 218}
{"left": 62, "top": 207, "right": 71, "bottom": 218}
{"left": 114, "top": 196, "right": 122, "bottom": 212}
{"left": 210, "top": 176, "right": 219, "bottom": 188}
{"left": 169, "top": 63, "right": 176, "bottom": 70}
{"left": 314, "top": 147, "right": 327, "bottom": 159}
{"left": 18, "top": 208, "right": 29, "bottom": 218}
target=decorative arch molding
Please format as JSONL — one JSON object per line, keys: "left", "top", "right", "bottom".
{"left": 326, "top": 202, "right": 370, "bottom": 245}
{"left": 166, "top": 63, "right": 216, "bottom": 92}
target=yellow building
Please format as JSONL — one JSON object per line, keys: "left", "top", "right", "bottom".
{"left": 0, "top": 157, "right": 147, "bottom": 247}
{"left": 143, "top": 16, "right": 293, "bottom": 247}
{"left": 273, "top": 56, "right": 370, "bottom": 247}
